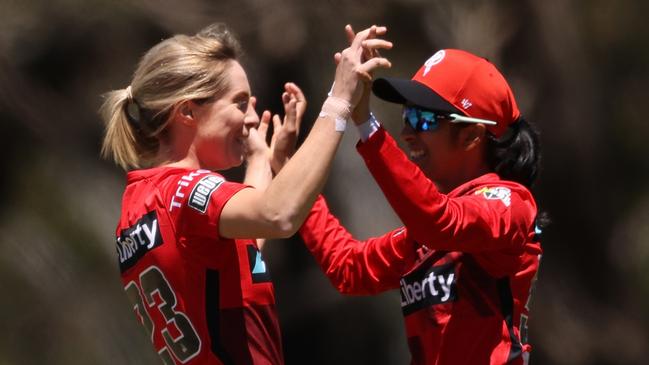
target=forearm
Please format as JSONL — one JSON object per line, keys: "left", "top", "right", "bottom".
{"left": 300, "top": 196, "right": 415, "bottom": 294}
{"left": 357, "top": 128, "right": 446, "bottom": 244}
{"left": 245, "top": 158, "right": 271, "bottom": 248}
{"left": 243, "top": 154, "right": 272, "bottom": 190}
{"left": 220, "top": 103, "right": 347, "bottom": 240}
{"left": 261, "top": 114, "right": 343, "bottom": 234}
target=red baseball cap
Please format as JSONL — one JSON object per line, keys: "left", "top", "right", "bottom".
{"left": 372, "top": 49, "right": 520, "bottom": 138}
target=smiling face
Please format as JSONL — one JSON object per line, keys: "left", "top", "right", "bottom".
{"left": 400, "top": 117, "right": 465, "bottom": 186}
{"left": 191, "top": 61, "right": 259, "bottom": 170}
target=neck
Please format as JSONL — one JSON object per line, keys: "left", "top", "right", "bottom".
{"left": 154, "top": 120, "right": 202, "bottom": 169}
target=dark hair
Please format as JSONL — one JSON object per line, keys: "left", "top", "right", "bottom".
{"left": 486, "top": 117, "right": 541, "bottom": 189}
{"left": 486, "top": 117, "right": 550, "bottom": 230}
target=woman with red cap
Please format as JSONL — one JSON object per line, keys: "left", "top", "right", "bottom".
{"left": 295, "top": 28, "right": 545, "bottom": 365}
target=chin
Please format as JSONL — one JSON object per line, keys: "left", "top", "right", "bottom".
{"left": 410, "top": 157, "right": 426, "bottom": 171}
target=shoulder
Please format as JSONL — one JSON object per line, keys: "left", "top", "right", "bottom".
{"left": 469, "top": 177, "right": 535, "bottom": 205}
{"left": 160, "top": 169, "right": 249, "bottom": 238}
{"left": 468, "top": 178, "right": 538, "bottom": 223}
{"left": 163, "top": 169, "right": 244, "bottom": 214}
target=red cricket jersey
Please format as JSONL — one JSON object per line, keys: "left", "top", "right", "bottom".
{"left": 299, "top": 128, "right": 542, "bottom": 365}
{"left": 115, "top": 167, "right": 283, "bottom": 365}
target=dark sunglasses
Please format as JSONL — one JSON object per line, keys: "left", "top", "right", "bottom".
{"left": 402, "top": 106, "right": 448, "bottom": 132}
{"left": 403, "top": 106, "right": 498, "bottom": 132}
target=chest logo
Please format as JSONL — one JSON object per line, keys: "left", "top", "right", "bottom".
{"left": 400, "top": 262, "right": 457, "bottom": 315}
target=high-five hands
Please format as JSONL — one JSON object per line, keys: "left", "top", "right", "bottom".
{"left": 334, "top": 25, "right": 392, "bottom": 124}
{"left": 330, "top": 25, "right": 392, "bottom": 109}
{"left": 247, "top": 25, "right": 391, "bottom": 174}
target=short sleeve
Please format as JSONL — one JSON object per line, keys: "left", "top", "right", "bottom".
{"left": 165, "top": 170, "right": 249, "bottom": 239}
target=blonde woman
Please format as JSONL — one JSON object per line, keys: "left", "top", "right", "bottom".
{"left": 100, "top": 23, "right": 392, "bottom": 365}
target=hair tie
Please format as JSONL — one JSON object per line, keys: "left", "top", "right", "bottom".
{"left": 124, "top": 85, "right": 142, "bottom": 127}
{"left": 125, "top": 85, "right": 133, "bottom": 100}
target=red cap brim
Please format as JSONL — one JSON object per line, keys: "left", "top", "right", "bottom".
{"left": 372, "top": 77, "right": 462, "bottom": 114}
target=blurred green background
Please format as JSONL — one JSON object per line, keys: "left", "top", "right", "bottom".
{"left": 1, "top": 0, "right": 648, "bottom": 364}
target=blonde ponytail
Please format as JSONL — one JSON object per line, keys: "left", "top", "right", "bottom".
{"left": 100, "top": 88, "right": 142, "bottom": 170}
{"left": 100, "top": 23, "right": 242, "bottom": 170}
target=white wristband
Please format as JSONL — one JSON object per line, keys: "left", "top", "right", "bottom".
{"left": 319, "top": 96, "right": 351, "bottom": 132}
{"left": 356, "top": 112, "right": 381, "bottom": 142}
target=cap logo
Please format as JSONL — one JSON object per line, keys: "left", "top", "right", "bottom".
{"left": 461, "top": 98, "right": 472, "bottom": 109}
{"left": 423, "top": 50, "right": 446, "bottom": 76}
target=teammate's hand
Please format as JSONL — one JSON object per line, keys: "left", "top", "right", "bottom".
{"left": 334, "top": 25, "right": 384, "bottom": 125}
{"left": 330, "top": 25, "right": 392, "bottom": 108}
{"left": 269, "top": 82, "right": 306, "bottom": 173}
{"left": 245, "top": 96, "right": 271, "bottom": 161}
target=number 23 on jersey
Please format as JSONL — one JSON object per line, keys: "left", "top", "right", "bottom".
{"left": 124, "top": 266, "right": 201, "bottom": 365}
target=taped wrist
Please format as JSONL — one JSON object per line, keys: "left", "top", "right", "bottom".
{"left": 319, "top": 96, "right": 351, "bottom": 132}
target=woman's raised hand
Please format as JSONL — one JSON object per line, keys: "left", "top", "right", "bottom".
{"left": 268, "top": 82, "right": 306, "bottom": 173}
{"left": 245, "top": 96, "right": 271, "bottom": 160}
{"left": 330, "top": 25, "right": 392, "bottom": 108}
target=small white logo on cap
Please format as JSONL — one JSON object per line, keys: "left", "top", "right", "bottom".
{"left": 461, "top": 98, "right": 472, "bottom": 109}
{"left": 423, "top": 50, "right": 446, "bottom": 76}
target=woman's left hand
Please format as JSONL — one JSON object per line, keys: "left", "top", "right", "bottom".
{"left": 245, "top": 96, "right": 272, "bottom": 161}
{"left": 269, "top": 82, "right": 306, "bottom": 174}
{"left": 244, "top": 96, "right": 273, "bottom": 190}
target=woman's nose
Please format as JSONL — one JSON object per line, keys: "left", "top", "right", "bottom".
{"left": 244, "top": 97, "right": 260, "bottom": 129}
{"left": 245, "top": 111, "right": 259, "bottom": 128}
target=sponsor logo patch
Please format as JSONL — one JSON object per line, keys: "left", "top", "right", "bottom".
{"left": 116, "top": 211, "right": 162, "bottom": 272}
{"left": 475, "top": 186, "right": 512, "bottom": 207}
{"left": 246, "top": 245, "right": 271, "bottom": 283}
{"left": 400, "top": 262, "right": 457, "bottom": 315}
{"left": 188, "top": 175, "right": 224, "bottom": 213}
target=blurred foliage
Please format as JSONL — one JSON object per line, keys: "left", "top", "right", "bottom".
{"left": 0, "top": 0, "right": 648, "bottom": 364}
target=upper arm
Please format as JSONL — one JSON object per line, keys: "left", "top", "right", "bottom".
{"left": 411, "top": 187, "right": 536, "bottom": 253}
{"left": 164, "top": 170, "right": 294, "bottom": 242}
{"left": 219, "top": 187, "right": 293, "bottom": 239}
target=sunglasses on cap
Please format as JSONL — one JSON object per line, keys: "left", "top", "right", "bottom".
{"left": 403, "top": 106, "right": 498, "bottom": 132}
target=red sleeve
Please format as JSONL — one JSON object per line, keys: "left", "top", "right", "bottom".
{"left": 299, "top": 195, "right": 418, "bottom": 295}
{"left": 166, "top": 170, "right": 249, "bottom": 239}
{"left": 356, "top": 128, "right": 536, "bottom": 253}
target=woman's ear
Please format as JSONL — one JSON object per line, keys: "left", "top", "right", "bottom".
{"left": 174, "top": 100, "right": 196, "bottom": 127}
{"left": 461, "top": 124, "right": 486, "bottom": 151}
